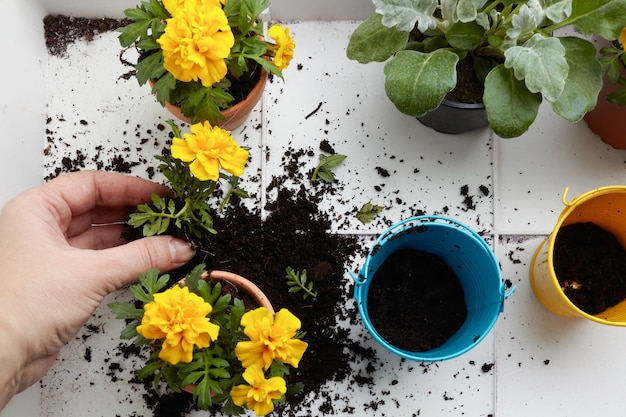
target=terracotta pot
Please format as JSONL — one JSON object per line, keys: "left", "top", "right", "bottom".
{"left": 584, "top": 71, "right": 626, "bottom": 149}
{"left": 583, "top": 38, "right": 626, "bottom": 150}
{"left": 150, "top": 69, "right": 267, "bottom": 130}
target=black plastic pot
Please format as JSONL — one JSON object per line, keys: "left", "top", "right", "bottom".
{"left": 417, "top": 99, "right": 488, "bottom": 134}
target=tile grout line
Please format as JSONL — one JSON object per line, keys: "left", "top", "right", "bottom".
{"left": 490, "top": 127, "right": 501, "bottom": 417}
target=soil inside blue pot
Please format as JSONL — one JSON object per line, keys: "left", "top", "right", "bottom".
{"left": 367, "top": 248, "right": 467, "bottom": 352}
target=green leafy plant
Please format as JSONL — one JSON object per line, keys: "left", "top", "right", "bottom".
{"left": 119, "top": 0, "right": 295, "bottom": 124}
{"left": 109, "top": 264, "right": 308, "bottom": 415}
{"left": 599, "top": 31, "right": 626, "bottom": 107}
{"left": 347, "top": 0, "right": 626, "bottom": 138}
{"left": 310, "top": 153, "right": 347, "bottom": 183}
{"left": 127, "top": 120, "right": 248, "bottom": 239}
{"left": 356, "top": 201, "right": 385, "bottom": 224}
{"left": 285, "top": 267, "right": 318, "bottom": 300}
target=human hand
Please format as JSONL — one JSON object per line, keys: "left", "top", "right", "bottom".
{"left": 0, "top": 171, "right": 195, "bottom": 409}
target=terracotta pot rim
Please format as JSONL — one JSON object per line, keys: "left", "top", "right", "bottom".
{"left": 196, "top": 269, "right": 274, "bottom": 314}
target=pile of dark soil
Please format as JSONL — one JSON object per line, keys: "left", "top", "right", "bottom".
{"left": 554, "top": 222, "right": 626, "bottom": 315}
{"left": 368, "top": 248, "right": 467, "bottom": 352}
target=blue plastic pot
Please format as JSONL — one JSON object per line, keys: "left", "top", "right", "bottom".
{"left": 352, "top": 216, "right": 513, "bottom": 361}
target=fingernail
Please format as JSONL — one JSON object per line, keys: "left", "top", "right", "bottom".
{"left": 168, "top": 238, "right": 195, "bottom": 263}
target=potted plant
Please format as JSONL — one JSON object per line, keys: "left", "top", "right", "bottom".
{"left": 346, "top": 0, "right": 625, "bottom": 137}
{"left": 119, "top": 0, "right": 295, "bottom": 128}
{"left": 108, "top": 263, "right": 308, "bottom": 414}
{"left": 584, "top": 28, "right": 626, "bottom": 149}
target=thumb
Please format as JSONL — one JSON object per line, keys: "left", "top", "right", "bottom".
{"left": 96, "top": 236, "right": 195, "bottom": 290}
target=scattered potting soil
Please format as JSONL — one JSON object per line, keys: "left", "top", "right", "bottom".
{"left": 367, "top": 248, "right": 467, "bottom": 352}
{"left": 554, "top": 222, "right": 626, "bottom": 315}
{"left": 44, "top": 15, "right": 129, "bottom": 57}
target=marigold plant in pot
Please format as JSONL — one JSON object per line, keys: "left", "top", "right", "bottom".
{"left": 119, "top": 0, "right": 295, "bottom": 127}
{"left": 108, "top": 264, "right": 308, "bottom": 415}
{"left": 346, "top": 0, "right": 626, "bottom": 138}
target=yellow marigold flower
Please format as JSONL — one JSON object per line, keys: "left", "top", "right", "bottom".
{"left": 621, "top": 28, "right": 626, "bottom": 52}
{"left": 268, "top": 24, "right": 295, "bottom": 71}
{"left": 158, "top": 4, "right": 234, "bottom": 87}
{"left": 235, "top": 307, "right": 308, "bottom": 370}
{"left": 170, "top": 121, "right": 249, "bottom": 182}
{"left": 230, "top": 366, "right": 286, "bottom": 416}
{"left": 137, "top": 285, "right": 220, "bottom": 365}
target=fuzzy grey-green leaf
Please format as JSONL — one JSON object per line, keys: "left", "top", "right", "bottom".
{"left": 504, "top": 34, "right": 567, "bottom": 102}
{"left": 551, "top": 37, "right": 603, "bottom": 121}
{"left": 570, "top": 0, "right": 626, "bottom": 40}
{"left": 446, "top": 21, "right": 485, "bottom": 51}
{"left": 484, "top": 65, "right": 542, "bottom": 138}
{"left": 373, "top": 0, "right": 438, "bottom": 32}
{"left": 346, "top": 13, "right": 409, "bottom": 63}
{"left": 384, "top": 49, "right": 458, "bottom": 116}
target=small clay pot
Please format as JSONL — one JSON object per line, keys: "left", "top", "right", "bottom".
{"left": 583, "top": 38, "right": 626, "bottom": 150}
{"left": 583, "top": 70, "right": 626, "bottom": 150}
{"left": 150, "top": 69, "right": 267, "bottom": 130}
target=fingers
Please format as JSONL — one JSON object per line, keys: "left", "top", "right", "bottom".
{"left": 67, "top": 224, "right": 128, "bottom": 249}
{"left": 65, "top": 206, "right": 130, "bottom": 239}
{"left": 92, "top": 236, "right": 195, "bottom": 291}
{"left": 41, "top": 171, "right": 170, "bottom": 218}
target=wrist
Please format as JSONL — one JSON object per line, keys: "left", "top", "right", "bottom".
{"left": 0, "top": 317, "right": 27, "bottom": 410}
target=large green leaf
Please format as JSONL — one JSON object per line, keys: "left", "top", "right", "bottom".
{"left": 504, "top": 34, "right": 567, "bottom": 102}
{"left": 117, "top": 19, "right": 152, "bottom": 47}
{"left": 551, "top": 37, "right": 604, "bottom": 121}
{"left": 383, "top": 49, "right": 458, "bottom": 117}
{"left": 446, "top": 21, "right": 485, "bottom": 51}
{"left": 346, "top": 14, "right": 409, "bottom": 63}
{"left": 484, "top": 65, "right": 542, "bottom": 138}
{"left": 373, "top": 0, "right": 438, "bottom": 32}
{"left": 570, "top": 0, "right": 626, "bottom": 40}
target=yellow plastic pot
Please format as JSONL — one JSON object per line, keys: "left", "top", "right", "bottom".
{"left": 530, "top": 186, "right": 626, "bottom": 326}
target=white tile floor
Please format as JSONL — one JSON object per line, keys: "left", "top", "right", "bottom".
{"left": 3, "top": 7, "right": 626, "bottom": 417}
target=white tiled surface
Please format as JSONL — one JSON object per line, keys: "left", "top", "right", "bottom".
{"left": 3, "top": 1, "right": 626, "bottom": 416}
